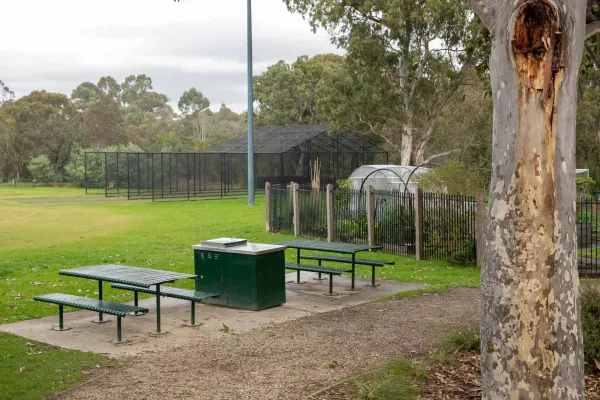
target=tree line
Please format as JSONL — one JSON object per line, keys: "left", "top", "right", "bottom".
{"left": 0, "top": 75, "right": 246, "bottom": 183}
{"left": 1, "top": 0, "right": 599, "bottom": 187}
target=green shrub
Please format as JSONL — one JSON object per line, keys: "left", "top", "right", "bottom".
{"left": 27, "top": 155, "right": 60, "bottom": 184}
{"left": 449, "top": 238, "right": 477, "bottom": 266}
{"left": 65, "top": 144, "right": 143, "bottom": 187}
{"left": 581, "top": 284, "right": 600, "bottom": 372}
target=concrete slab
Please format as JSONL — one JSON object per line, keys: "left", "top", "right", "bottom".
{"left": 0, "top": 273, "right": 424, "bottom": 356}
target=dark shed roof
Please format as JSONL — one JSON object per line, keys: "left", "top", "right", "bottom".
{"left": 208, "top": 125, "right": 387, "bottom": 155}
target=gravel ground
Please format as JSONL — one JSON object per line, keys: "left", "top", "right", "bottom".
{"left": 60, "top": 287, "right": 481, "bottom": 400}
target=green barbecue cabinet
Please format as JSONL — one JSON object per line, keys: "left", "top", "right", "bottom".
{"left": 192, "top": 238, "right": 286, "bottom": 311}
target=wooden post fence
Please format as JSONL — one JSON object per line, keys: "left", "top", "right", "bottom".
{"left": 327, "top": 184, "right": 334, "bottom": 242}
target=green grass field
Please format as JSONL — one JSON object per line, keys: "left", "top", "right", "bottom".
{"left": 0, "top": 186, "right": 479, "bottom": 399}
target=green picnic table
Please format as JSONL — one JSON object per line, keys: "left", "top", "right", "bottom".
{"left": 272, "top": 240, "right": 380, "bottom": 290}
{"left": 59, "top": 265, "right": 197, "bottom": 334}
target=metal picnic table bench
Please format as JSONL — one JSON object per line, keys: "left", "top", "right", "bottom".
{"left": 58, "top": 265, "right": 198, "bottom": 334}
{"left": 272, "top": 240, "right": 381, "bottom": 291}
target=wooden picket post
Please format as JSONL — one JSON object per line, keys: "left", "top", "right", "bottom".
{"left": 326, "top": 184, "right": 334, "bottom": 242}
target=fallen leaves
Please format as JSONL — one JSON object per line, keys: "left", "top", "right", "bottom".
{"left": 420, "top": 352, "right": 600, "bottom": 400}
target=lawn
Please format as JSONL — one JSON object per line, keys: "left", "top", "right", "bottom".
{"left": 0, "top": 187, "right": 479, "bottom": 399}
{"left": 0, "top": 332, "right": 107, "bottom": 400}
{"left": 0, "top": 185, "right": 86, "bottom": 197}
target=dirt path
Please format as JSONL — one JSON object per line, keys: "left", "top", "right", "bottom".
{"left": 61, "top": 288, "right": 481, "bottom": 400}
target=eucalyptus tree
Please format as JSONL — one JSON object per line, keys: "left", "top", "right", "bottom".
{"left": 284, "top": 0, "right": 475, "bottom": 165}
{"left": 470, "top": 0, "right": 600, "bottom": 397}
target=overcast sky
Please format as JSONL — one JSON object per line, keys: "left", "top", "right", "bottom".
{"left": 1, "top": 0, "right": 340, "bottom": 112}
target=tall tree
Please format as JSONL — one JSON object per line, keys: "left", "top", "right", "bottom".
{"left": 0, "top": 80, "right": 15, "bottom": 105}
{"left": 5, "top": 91, "right": 79, "bottom": 173}
{"left": 83, "top": 96, "right": 125, "bottom": 148}
{"left": 285, "top": 0, "right": 473, "bottom": 165}
{"left": 178, "top": 88, "right": 210, "bottom": 116}
{"left": 470, "top": 0, "right": 600, "bottom": 397}
{"left": 121, "top": 74, "right": 153, "bottom": 105}
{"left": 254, "top": 54, "right": 342, "bottom": 125}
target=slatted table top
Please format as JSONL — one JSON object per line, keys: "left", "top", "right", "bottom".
{"left": 59, "top": 265, "right": 197, "bottom": 287}
{"left": 272, "top": 240, "right": 380, "bottom": 254}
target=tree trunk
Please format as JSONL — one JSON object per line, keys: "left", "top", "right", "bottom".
{"left": 473, "top": 0, "right": 588, "bottom": 398}
{"left": 401, "top": 119, "right": 413, "bottom": 166}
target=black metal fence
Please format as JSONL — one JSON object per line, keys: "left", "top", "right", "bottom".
{"left": 270, "top": 185, "right": 294, "bottom": 234}
{"left": 271, "top": 185, "right": 600, "bottom": 273}
{"left": 578, "top": 199, "right": 600, "bottom": 277}
{"left": 269, "top": 185, "right": 474, "bottom": 261}
{"left": 375, "top": 190, "right": 416, "bottom": 257}
{"left": 297, "top": 186, "right": 328, "bottom": 239}
{"left": 85, "top": 152, "right": 257, "bottom": 201}
{"left": 423, "top": 193, "right": 477, "bottom": 263}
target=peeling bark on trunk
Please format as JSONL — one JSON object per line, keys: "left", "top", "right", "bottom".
{"left": 473, "top": 0, "right": 588, "bottom": 398}
{"left": 401, "top": 120, "right": 414, "bottom": 165}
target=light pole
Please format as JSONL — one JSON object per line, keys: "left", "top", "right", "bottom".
{"left": 247, "top": 0, "right": 255, "bottom": 206}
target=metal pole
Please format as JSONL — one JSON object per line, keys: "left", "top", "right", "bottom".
{"left": 247, "top": 0, "right": 255, "bottom": 206}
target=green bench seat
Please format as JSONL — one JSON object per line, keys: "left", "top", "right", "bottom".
{"left": 299, "top": 255, "right": 395, "bottom": 286}
{"left": 285, "top": 262, "right": 350, "bottom": 295}
{"left": 111, "top": 284, "right": 218, "bottom": 327}
{"left": 34, "top": 293, "right": 148, "bottom": 343}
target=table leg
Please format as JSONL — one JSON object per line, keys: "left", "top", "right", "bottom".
{"left": 184, "top": 301, "right": 201, "bottom": 327}
{"left": 92, "top": 280, "right": 111, "bottom": 323}
{"left": 346, "top": 253, "right": 361, "bottom": 291}
{"left": 313, "top": 259, "right": 327, "bottom": 281}
{"left": 296, "top": 248, "right": 301, "bottom": 283}
{"left": 156, "top": 284, "right": 162, "bottom": 333}
{"left": 351, "top": 253, "right": 355, "bottom": 289}
{"left": 52, "top": 304, "right": 71, "bottom": 331}
{"left": 111, "top": 316, "right": 122, "bottom": 344}
{"left": 99, "top": 280, "right": 103, "bottom": 322}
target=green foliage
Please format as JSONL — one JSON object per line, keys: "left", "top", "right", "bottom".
{"left": 376, "top": 202, "right": 415, "bottom": 246}
{"left": 254, "top": 54, "right": 342, "bottom": 125}
{"left": 449, "top": 238, "right": 477, "bottom": 267}
{"left": 285, "top": 0, "right": 481, "bottom": 165}
{"left": 65, "top": 144, "right": 143, "bottom": 188}
{"left": 418, "top": 162, "right": 487, "bottom": 196}
{"left": 27, "top": 155, "right": 60, "bottom": 184}
{"left": 577, "top": 177, "right": 597, "bottom": 197}
{"left": 581, "top": 284, "right": 600, "bottom": 372}
{"left": 178, "top": 88, "right": 210, "bottom": 116}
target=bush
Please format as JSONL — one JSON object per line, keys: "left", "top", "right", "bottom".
{"left": 418, "top": 161, "right": 488, "bottom": 196}
{"left": 582, "top": 284, "right": 600, "bottom": 372}
{"left": 27, "top": 155, "right": 60, "bottom": 184}
{"left": 65, "top": 144, "right": 143, "bottom": 187}
{"left": 449, "top": 238, "right": 477, "bottom": 266}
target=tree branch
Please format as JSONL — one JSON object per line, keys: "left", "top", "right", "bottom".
{"left": 424, "top": 149, "right": 463, "bottom": 163}
{"left": 585, "top": 21, "right": 600, "bottom": 40}
{"left": 470, "top": 0, "right": 498, "bottom": 31}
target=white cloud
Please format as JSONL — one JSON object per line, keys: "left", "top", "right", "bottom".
{"left": 0, "top": 0, "right": 341, "bottom": 112}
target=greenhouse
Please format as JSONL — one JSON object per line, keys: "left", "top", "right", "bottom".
{"left": 348, "top": 165, "right": 430, "bottom": 193}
